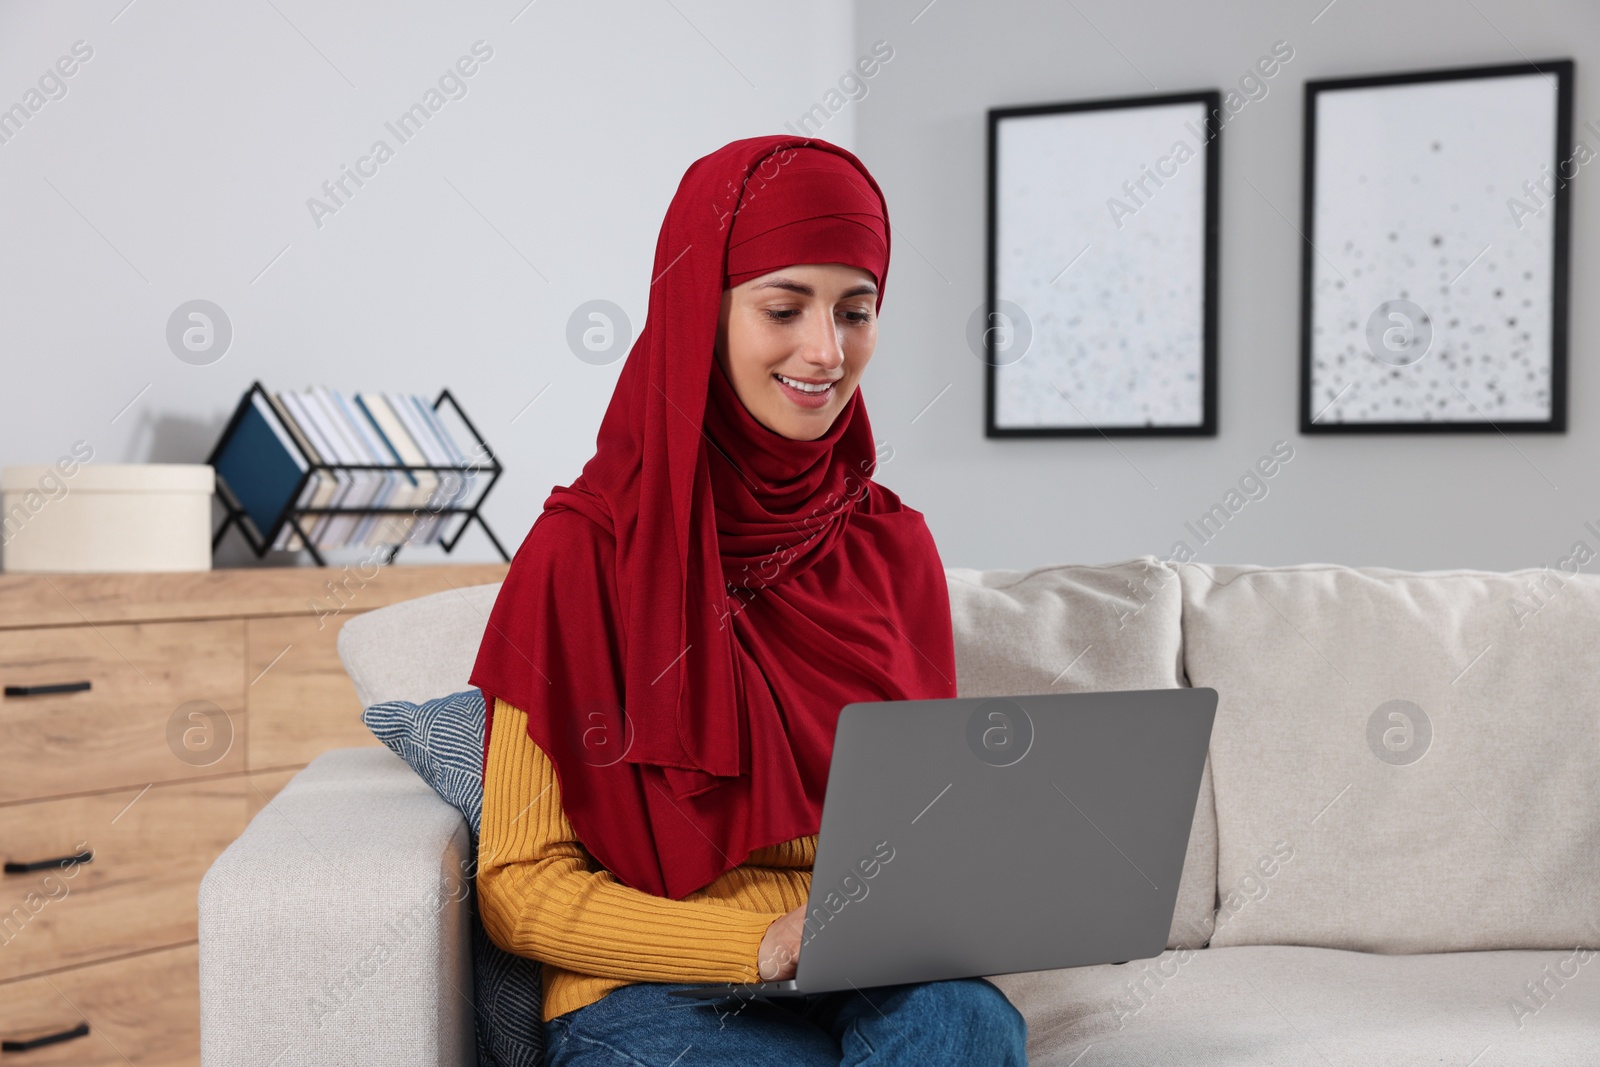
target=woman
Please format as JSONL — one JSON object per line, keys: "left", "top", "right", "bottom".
{"left": 470, "top": 135, "right": 1028, "bottom": 1066}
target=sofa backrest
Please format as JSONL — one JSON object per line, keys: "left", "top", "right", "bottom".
{"left": 336, "top": 558, "right": 1198, "bottom": 712}
{"left": 1180, "top": 561, "right": 1600, "bottom": 954}
{"left": 342, "top": 559, "right": 1600, "bottom": 957}
{"left": 336, "top": 557, "right": 1215, "bottom": 951}
{"left": 337, "top": 581, "right": 501, "bottom": 708}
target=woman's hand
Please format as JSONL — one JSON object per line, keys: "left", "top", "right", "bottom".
{"left": 757, "top": 904, "right": 806, "bottom": 980}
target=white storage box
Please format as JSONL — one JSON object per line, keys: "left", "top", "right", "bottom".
{"left": 1, "top": 463, "right": 215, "bottom": 573}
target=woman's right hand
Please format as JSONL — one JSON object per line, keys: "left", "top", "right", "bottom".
{"left": 757, "top": 904, "right": 806, "bottom": 980}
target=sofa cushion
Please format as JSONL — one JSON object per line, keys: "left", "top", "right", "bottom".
{"left": 363, "top": 689, "right": 488, "bottom": 835}
{"left": 338, "top": 581, "right": 503, "bottom": 708}
{"left": 946, "top": 557, "right": 1215, "bottom": 949}
{"left": 989, "top": 943, "right": 1600, "bottom": 1065}
{"left": 1180, "top": 561, "right": 1600, "bottom": 953}
{"left": 362, "top": 689, "right": 544, "bottom": 1067}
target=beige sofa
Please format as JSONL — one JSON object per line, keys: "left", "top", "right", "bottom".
{"left": 199, "top": 557, "right": 1600, "bottom": 1065}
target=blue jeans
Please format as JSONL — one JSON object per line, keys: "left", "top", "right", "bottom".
{"left": 543, "top": 977, "right": 1028, "bottom": 1066}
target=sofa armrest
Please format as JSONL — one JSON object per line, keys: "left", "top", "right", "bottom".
{"left": 199, "top": 747, "right": 478, "bottom": 1067}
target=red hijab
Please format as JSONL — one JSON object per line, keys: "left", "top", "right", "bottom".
{"left": 469, "top": 135, "right": 957, "bottom": 900}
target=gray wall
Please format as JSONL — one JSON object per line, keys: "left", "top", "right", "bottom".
{"left": 3, "top": 0, "right": 1595, "bottom": 574}
{"left": 853, "top": 0, "right": 1599, "bottom": 571}
{"left": 0, "top": 0, "right": 855, "bottom": 568}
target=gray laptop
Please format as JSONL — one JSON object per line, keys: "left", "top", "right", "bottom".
{"left": 670, "top": 687, "right": 1217, "bottom": 1001}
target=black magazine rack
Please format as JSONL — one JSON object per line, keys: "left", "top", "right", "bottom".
{"left": 207, "top": 380, "right": 510, "bottom": 567}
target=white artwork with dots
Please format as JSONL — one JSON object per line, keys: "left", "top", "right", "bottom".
{"left": 994, "top": 101, "right": 1210, "bottom": 430}
{"left": 1309, "top": 72, "right": 1560, "bottom": 425}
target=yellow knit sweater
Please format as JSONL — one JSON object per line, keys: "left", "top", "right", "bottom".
{"left": 476, "top": 698, "right": 817, "bottom": 1022}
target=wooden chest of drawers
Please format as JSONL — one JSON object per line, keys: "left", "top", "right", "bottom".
{"left": 0, "top": 564, "right": 508, "bottom": 1062}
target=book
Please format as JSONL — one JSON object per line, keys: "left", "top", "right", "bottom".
{"left": 386, "top": 391, "right": 456, "bottom": 544}
{"left": 408, "top": 393, "right": 477, "bottom": 523}
{"left": 330, "top": 389, "right": 402, "bottom": 546}
{"left": 212, "top": 392, "right": 309, "bottom": 547}
{"left": 301, "top": 388, "right": 369, "bottom": 548}
{"left": 280, "top": 390, "right": 354, "bottom": 548}
{"left": 263, "top": 391, "right": 328, "bottom": 551}
{"left": 356, "top": 392, "right": 436, "bottom": 547}
{"left": 416, "top": 394, "right": 482, "bottom": 510}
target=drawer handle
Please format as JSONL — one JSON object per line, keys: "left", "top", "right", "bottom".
{"left": 3, "top": 681, "right": 92, "bottom": 697}
{"left": 3, "top": 850, "right": 93, "bottom": 875}
{"left": 1, "top": 1021, "right": 91, "bottom": 1052}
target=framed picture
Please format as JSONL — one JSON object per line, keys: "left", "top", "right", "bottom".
{"left": 1300, "top": 59, "right": 1574, "bottom": 433}
{"left": 985, "top": 91, "right": 1220, "bottom": 437}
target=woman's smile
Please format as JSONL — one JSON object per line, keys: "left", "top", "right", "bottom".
{"left": 774, "top": 372, "right": 839, "bottom": 409}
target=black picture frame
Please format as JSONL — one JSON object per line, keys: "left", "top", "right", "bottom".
{"left": 1299, "top": 59, "right": 1574, "bottom": 434}
{"left": 985, "top": 90, "right": 1221, "bottom": 438}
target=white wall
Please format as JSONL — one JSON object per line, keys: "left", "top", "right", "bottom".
{"left": 4, "top": 0, "right": 1596, "bottom": 574}
{"left": 0, "top": 0, "right": 856, "bottom": 567}
{"left": 852, "top": 0, "right": 1600, "bottom": 571}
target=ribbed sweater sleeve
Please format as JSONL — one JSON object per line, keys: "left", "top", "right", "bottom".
{"left": 476, "top": 698, "right": 786, "bottom": 984}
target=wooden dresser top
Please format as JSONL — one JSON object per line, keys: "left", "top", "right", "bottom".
{"left": 0, "top": 563, "right": 511, "bottom": 629}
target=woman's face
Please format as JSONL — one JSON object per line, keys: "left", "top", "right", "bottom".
{"left": 714, "top": 262, "right": 878, "bottom": 441}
